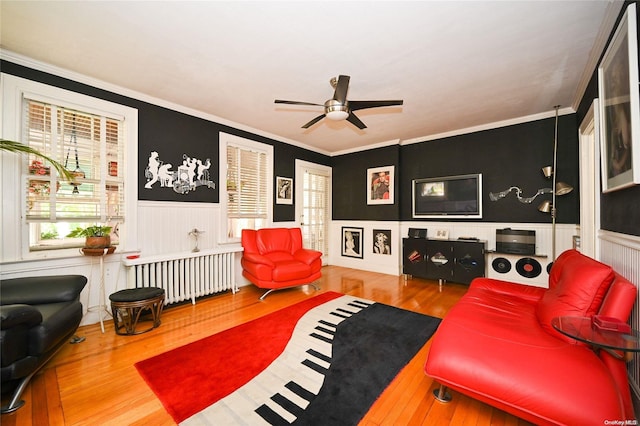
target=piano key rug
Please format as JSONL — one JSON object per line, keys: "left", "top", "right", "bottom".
{"left": 135, "top": 291, "right": 441, "bottom": 425}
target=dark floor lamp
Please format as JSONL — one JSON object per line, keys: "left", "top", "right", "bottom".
{"left": 538, "top": 106, "right": 573, "bottom": 260}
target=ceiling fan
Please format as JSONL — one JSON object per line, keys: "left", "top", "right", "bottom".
{"left": 274, "top": 75, "right": 403, "bottom": 129}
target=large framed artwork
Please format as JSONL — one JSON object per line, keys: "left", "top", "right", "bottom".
{"left": 367, "top": 166, "right": 394, "bottom": 205}
{"left": 598, "top": 3, "right": 639, "bottom": 193}
{"left": 342, "top": 226, "right": 363, "bottom": 258}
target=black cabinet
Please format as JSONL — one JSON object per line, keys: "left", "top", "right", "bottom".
{"left": 403, "top": 238, "right": 486, "bottom": 285}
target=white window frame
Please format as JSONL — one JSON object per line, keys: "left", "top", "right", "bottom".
{"left": 218, "top": 132, "right": 273, "bottom": 243}
{"left": 1, "top": 74, "right": 138, "bottom": 261}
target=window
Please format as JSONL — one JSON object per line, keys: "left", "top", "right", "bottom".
{"left": 220, "top": 133, "right": 272, "bottom": 240}
{"left": 23, "top": 99, "right": 125, "bottom": 250}
{"left": 1, "top": 74, "right": 138, "bottom": 260}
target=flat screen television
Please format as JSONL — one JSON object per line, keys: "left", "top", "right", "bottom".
{"left": 412, "top": 173, "right": 482, "bottom": 219}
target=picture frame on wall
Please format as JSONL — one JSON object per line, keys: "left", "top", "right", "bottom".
{"left": 372, "top": 229, "right": 391, "bottom": 255}
{"left": 342, "top": 226, "right": 363, "bottom": 258}
{"left": 367, "top": 166, "right": 394, "bottom": 205}
{"left": 276, "top": 176, "right": 293, "bottom": 204}
{"left": 598, "top": 3, "right": 639, "bottom": 193}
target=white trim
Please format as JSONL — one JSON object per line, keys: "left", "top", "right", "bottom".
{"left": 598, "top": 229, "right": 640, "bottom": 251}
{"left": 0, "top": 49, "right": 328, "bottom": 156}
{"left": 571, "top": 1, "right": 625, "bottom": 111}
{"left": 578, "top": 99, "right": 601, "bottom": 259}
{"left": 331, "top": 139, "right": 400, "bottom": 157}
{"left": 218, "top": 132, "right": 273, "bottom": 244}
{"left": 402, "top": 107, "right": 575, "bottom": 146}
{"left": 1, "top": 74, "right": 138, "bottom": 261}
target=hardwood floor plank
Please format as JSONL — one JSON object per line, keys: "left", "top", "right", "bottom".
{"left": 1, "top": 266, "right": 533, "bottom": 425}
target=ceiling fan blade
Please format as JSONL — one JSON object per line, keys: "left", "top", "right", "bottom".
{"left": 302, "top": 114, "right": 326, "bottom": 128}
{"left": 333, "top": 75, "right": 350, "bottom": 104}
{"left": 275, "top": 100, "right": 323, "bottom": 106}
{"left": 346, "top": 112, "right": 367, "bottom": 129}
{"left": 349, "top": 100, "right": 404, "bottom": 111}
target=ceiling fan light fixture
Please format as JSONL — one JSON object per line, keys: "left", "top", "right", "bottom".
{"left": 325, "top": 100, "right": 349, "bottom": 121}
{"left": 326, "top": 110, "right": 349, "bottom": 121}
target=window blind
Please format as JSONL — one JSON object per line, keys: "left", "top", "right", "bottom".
{"left": 23, "top": 99, "right": 125, "bottom": 222}
{"left": 226, "top": 144, "right": 268, "bottom": 219}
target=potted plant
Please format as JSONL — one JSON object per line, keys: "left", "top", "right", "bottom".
{"left": 66, "top": 225, "right": 113, "bottom": 249}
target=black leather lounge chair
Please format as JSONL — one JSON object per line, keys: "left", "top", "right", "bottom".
{"left": 0, "top": 275, "right": 87, "bottom": 413}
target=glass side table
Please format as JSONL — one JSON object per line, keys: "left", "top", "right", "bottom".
{"left": 552, "top": 316, "right": 640, "bottom": 359}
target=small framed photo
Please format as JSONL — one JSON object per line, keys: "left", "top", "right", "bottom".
{"left": 598, "top": 3, "right": 640, "bottom": 192}
{"left": 433, "top": 229, "right": 449, "bottom": 240}
{"left": 373, "top": 229, "right": 391, "bottom": 255}
{"left": 342, "top": 227, "right": 363, "bottom": 258}
{"left": 276, "top": 176, "right": 293, "bottom": 204}
{"left": 367, "top": 166, "right": 394, "bottom": 205}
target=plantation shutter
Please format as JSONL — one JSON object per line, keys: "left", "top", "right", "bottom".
{"left": 226, "top": 145, "right": 268, "bottom": 219}
{"left": 23, "top": 98, "right": 125, "bottom": 223}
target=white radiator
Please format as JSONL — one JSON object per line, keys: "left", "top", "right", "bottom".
{"left": 123, "top": 248, "right": 243, "bottom": 305}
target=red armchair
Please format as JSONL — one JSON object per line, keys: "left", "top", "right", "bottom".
{"left": 241, "top": 228, "right": 322, "bottom": 300}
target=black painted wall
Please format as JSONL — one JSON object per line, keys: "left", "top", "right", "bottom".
{"left": 576, "top": 0, "right": 640, "bottom": 237}
{"left": 1, "top": 60, "right": 330, "bottom": 221}
{"left": 332, "top": 145, "right": 400, "bottom": 221}
{"left": 332, "top": 114, "right": 579, "bottom": 225}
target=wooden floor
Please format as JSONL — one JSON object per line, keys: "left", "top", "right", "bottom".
{"left": 1, "top": 266, "right": 533, "bottom": 426}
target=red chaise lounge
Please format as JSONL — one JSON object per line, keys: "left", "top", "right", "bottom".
{"left": 425, "top": 249, "right": 637, "bottom": 425}
{"left": 241, "top": 228, "right": 322, "bottom": 300}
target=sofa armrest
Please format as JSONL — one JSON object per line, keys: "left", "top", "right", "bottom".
{"left": 293, "top": 248, "right": 322, "bottom": 265}
{"left": 0, "top": 305, "right": 43, "bottom": 329}
{"left": 241, "top": 253, "right": 275, "bottom": 267}
{"left": 470, "top": 277, "right": 546, "bottom": 302}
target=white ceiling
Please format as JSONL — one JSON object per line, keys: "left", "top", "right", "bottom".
{"left": 0, "top": 1, "right": 622, "bottom": 155}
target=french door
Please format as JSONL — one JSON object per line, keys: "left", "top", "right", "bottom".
{"left": 295, "top": 160, "right": 331, "bottom": 263}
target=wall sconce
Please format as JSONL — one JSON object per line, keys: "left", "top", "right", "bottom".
{"left": 489, "top": 186, "right": 553, "bottom": 203}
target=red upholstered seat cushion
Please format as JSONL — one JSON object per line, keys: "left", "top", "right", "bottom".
{"left": 536, "top": 250, "right": 615, "bottom": 342}
{"left": 272, "top": 260, "right": 311, "bottom": 281}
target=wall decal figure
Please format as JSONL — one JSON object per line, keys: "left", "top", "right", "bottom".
{"left": 144, "top": 151, "right": 215, "bottom": 194}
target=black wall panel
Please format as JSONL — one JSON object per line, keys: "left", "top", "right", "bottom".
{"left": 332, "top": 145, "right": 400, "bottom": 220}
{"left": 331, "top": 115, "right": 579, "bottom": 224}
{"left": 1, "top": 60, "right": 330, "bottom": 220}
{"left": 575, "top": 1, "right": 640, "bottom": 237}
{"left": 398, "top": 115, "right": 579, "bottom": 224}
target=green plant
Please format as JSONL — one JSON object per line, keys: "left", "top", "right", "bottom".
{"left": 66, "top": 225, "right": 112, "bottom": 238}
{"left": 1, "top": 139, "right": 74, "bottom": 181}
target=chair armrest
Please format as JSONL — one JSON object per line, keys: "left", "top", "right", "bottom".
{"left": 293, "top": 248, "right": 322, "bottom": 265}
{"left": 0, "top": 304, "right": 43, "bottom": 329}
{"left": 242, "top": 253, "right": 275, "bottom": 267}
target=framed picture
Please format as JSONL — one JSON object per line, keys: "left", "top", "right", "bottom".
{"left": 367, "top": 166, "right": 394, "bottom": 205}
{"left": 433, "top": 229, "right": 449, "bottom": 240}
{"left": 342, "top": 227, "right": 363, "bottom": 258}
{"left": 373, "top": 229, "right": 391, "bottom": 255}
{"left": 276, "top": 176, "right": 293, "bottom": 204}
{"left": 598, "top": 3, "right": 640, "bottom": 193}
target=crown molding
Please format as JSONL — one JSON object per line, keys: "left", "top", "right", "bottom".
{"left": 0, "top": 49, "right": 331, "bottom": 157}
{"left": 571, "top": 0, "right": 625, "bottom": 111}
{"left": 401, "top": 107, "right": 575, "bottom": 146}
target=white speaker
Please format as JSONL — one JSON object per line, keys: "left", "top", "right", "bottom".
{"left": 487, "top": 253, "right": 549, "bottom": 288}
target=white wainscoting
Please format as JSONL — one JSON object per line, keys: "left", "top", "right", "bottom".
{"left": 598, "top": 231, "right": 640, "bottom": 402}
